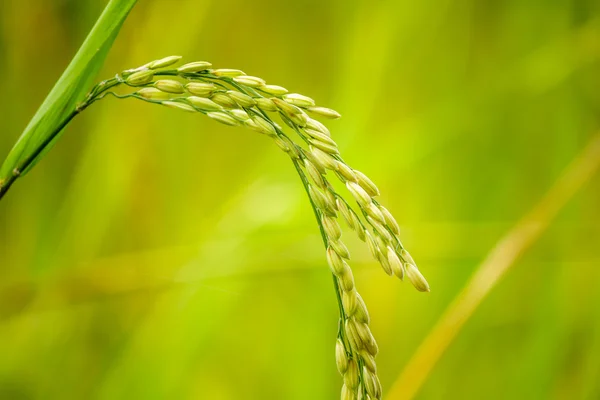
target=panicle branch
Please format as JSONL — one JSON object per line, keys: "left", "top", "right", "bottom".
{"left": 86, "top": 56, "right": 431, "bottom": 399}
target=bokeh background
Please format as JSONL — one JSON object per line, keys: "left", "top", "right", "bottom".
{"left": 1, "top": 0, "right": 599, "bottom": 399}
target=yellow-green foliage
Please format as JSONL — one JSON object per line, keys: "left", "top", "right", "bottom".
{"left": 0, "top": 1, "right": 599, "bottom": 399}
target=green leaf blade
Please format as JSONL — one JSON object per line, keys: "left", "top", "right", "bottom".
{"left": 0, "top": 0, "right": 138, "bottom": 192}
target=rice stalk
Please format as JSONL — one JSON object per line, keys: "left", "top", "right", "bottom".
{"left": 5, "top": 56, "right": 430, "bottom": 399}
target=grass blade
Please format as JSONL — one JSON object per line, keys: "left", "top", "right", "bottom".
{"left": 0, "top": 0, "right": 138, "bottom": 199}
{"left": 386, "top": 133, "right": 600, "bottom": 400}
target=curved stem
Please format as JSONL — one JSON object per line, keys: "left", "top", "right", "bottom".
{"left": 290, "top": 159, "right": 346, "bottom": 320}
{"left": 0, "top": 110, "right": 79, "bottom": 200}
{"left": 233, "top": 81, "right": 353, "bottom": 352}
{"left": 0, "top": 78, "right": 123, "bottom": 201}
{"left": 0, "top": 0, "right": 137, "bottom": 200}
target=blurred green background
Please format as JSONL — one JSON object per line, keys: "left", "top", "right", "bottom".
{"left": 1, "top": 0, "right": 599, "bottom": 399}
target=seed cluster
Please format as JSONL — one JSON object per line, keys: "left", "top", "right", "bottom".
{"left": 93, "top": 56, "right": 430, "bottom": 400}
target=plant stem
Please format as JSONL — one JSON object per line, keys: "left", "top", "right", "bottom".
{"left": 291, "top": 159, "right": 347, "bottom": 321}
{"left": 0, "top": 0, "right": 137, "bottom": 201}
{"left": 289, "top": 157, "right": 358, "bottom": 370}
{"left": 0, "top": 78, "right": 122, "bottom": 201}
{"left": 0, "top": 111, "right": 77, "bottom": 201}
{"left": 387, "top": 134, "right": 600, "bottom": 400}
{"left": 218, "top": 77, "right": 351, "bottom": 342}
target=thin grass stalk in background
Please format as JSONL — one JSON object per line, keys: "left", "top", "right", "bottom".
{"left": 386, "top": 133, "right": 600, "bottom": 400}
